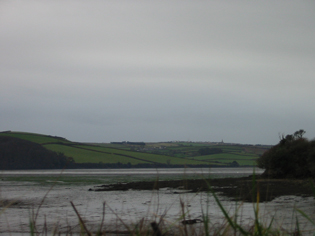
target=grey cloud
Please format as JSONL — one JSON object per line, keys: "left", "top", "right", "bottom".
{"left": 1, "top": 1, "right": 315, "bottom": 144}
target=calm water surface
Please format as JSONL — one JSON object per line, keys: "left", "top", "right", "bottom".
{"left": 1, "top": 167, "right": 263, "bottom": 175}
{"left": 1, "top": 167, "right": 264, "bottom": 186}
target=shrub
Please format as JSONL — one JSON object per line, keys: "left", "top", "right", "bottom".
{"left": 257, "top": 130, "right": 315, "bottom": 178}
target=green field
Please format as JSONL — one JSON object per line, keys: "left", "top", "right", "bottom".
{"left": 0, "top": 131, "right": 70, "bottom": 144}
{"left": 106, "top": 142, "right": 268, "bottom": 166}
{"left": 0, "top": 131, "right": 270, "bottom": 167}
{"left": 190, "top": 153, "right": 258, "bottom": 166}
{"left": 43, "top": 144, "right": 144, "bottom": 164}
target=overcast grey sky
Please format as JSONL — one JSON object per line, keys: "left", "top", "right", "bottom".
{"left": 1, "top": 1, "right": 315, "bottom": 144}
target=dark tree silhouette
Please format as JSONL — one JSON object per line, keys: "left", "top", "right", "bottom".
{"left": 257, "top": 130, "right": 315, "bottom": 178}
{"left": 0, "top": 136, "right": 73, "bottom": 169}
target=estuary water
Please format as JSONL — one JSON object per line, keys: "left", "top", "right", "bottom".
{"left": 0, "top": 167, "right": 262, "bottom": 177}
{"left": 0, "top": 168, "right": 315, "bottom": 235}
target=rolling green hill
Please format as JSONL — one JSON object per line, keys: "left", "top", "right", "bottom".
{"left": 0, "top": 131, "right": 209, "bottom": 168}
{"left": 0, "top": 131, "right": 269, "bottom": 168}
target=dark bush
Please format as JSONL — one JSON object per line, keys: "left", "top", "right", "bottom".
{"left": 198, "top": 147, "right": 222, "bottom": 156}
{"left": 257, "top": 130, "right": 315, "bottom": 178}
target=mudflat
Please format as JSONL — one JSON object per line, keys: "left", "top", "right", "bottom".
{"left": 93, "top": 175, "right": 315, "bottom": 202}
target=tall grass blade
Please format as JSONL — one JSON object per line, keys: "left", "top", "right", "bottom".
{"left": 29, "top": 219, "right": 35, "bottom": 236}
{"left": 105, "top": 202, "right": 132, "bottom": 233}
{"left": 70, "top": 201, "right": 92, "bottom": 236}
{"left": 252, "top": 170, "right": 263, "bottom": 236}
{"left": 296, "top": 208, "right": 315, "bottom": 226}
{"left": 180, "top": 199, "right": 188, "bottom": 236}
{"left": 205, "top": 180, "right": 249, "bottom": 235}
{"left": 200, "top": 193, "right": 210, "bottom": 236}
{"left": 266, "top": 215, "right": 275, "bottom": 232}
{"left": 295, "top": 216, "right": 301, "bottom": 236}
{"left": 96, "top": 202, "right": 106, "bottom": 236}
{"left": 252, "top": 168, "right": 256, "bottom": 203}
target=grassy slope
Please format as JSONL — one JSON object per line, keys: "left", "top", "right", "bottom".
{"left": 0, "top": 132, "right": 209, "bottom": 165}
{"left": 70, "top": 144, "right": 208, "bottom": 165}
{"left": 44, "top": 144, "right": 143, "bottom": 164}
{"left": 187, "top": 145, "right": 260, "bottom": 166}
{"left": 191, "top": 153, "right": 258, "bottom": 166}
{"left": 0, "top": 131, "right": 70, "bottom": 144}
{"left": 0, "top": 131, "right": 265, "bottom": 166}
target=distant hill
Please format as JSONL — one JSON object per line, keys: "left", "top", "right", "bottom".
{"left": 0, "top": 131, "right": 268, "bottom": 169}
{"left": 0, "top": 131, "right": 209, "bottom": 169}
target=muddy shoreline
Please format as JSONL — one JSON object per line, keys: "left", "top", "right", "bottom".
{"left": 93, "top": 175, "right": 315, "bottom": 202}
